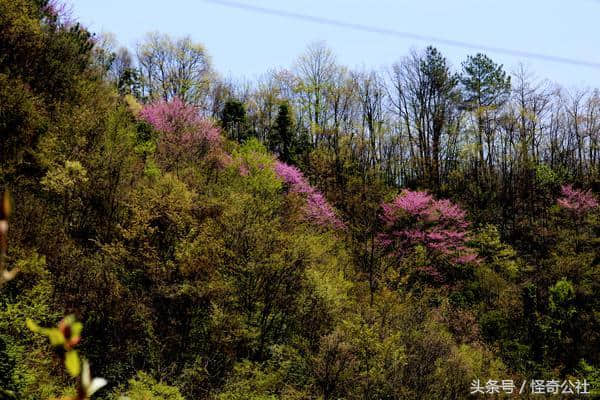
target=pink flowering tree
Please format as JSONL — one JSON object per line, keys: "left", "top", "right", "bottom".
{"left": 274, "top": 161, "right": 345, "bottom": 230}
{"left": 557, "top": 185, "right": 598, "bottom": 218}
{"left": 139, "top": 97, "right": 222, "bottom": 172}
{"left": 378, "top": 190, "right": 478, "bottom": 283}
{"left": 556, "top": 185, "right": 599, "bottom": 251}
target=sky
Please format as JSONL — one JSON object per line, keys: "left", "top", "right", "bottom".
{"left": 70, "top": 0, "right": 600, "bottom": 88}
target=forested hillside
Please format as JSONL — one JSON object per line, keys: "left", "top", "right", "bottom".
{"left": 1, "top": 1, "right": 599, "bottom": 399}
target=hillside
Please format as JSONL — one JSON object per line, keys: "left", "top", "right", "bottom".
{"left": 1, "top": 1, "right": 599, "bottom": 399}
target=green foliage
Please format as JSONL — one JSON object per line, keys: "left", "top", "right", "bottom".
{"left": 2, "top": 1, "right": 600, "bottom": 398}
{"left": 268, "top": 103, "right": 297, "bottom": 164}
{"left": 473, "top": 225, "right": 519, "bottom": 277}
{"left": 535, "top": 163, "right": 559, "bottom": 187}
{"left": 228, "top": 139, "right": 281, "bottom": 196}
{"left": 112, "top": 372, "right": 183, "bottom": 400}
{"left": 221, "top": 99, "right": 251, "bottom": 142}
{"left": 41, "top": 161, "right": 89, "bottom": 196}
{"left": 432, "top": 343, "right": 507, "bottom": 399}
{"left": 576, "top": 360, "right": 600, "bottom": 396}
{"left": 216, "top": 346, "right": 309, "bottom": 400}
{"left": 0, "top": 252, "right": 65, "bottom": 399}
{"left": 549, "top": 278, "right": 576, "bottom": 317}
{"left": 461, "top": 53, "right": 511, "bottom": 108}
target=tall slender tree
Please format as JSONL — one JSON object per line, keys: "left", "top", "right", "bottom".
{"left": 461, "top": 53, "right": 511, "bottom": 179}
{"left": 270, "top": 102, "right": 295, "bottom": 163}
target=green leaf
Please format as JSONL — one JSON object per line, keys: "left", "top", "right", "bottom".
{"left": 26, "top": 318, "right": 40, "bottom": 332}
{"left": 46, "top": 328, "right": 66, "bottom": 346}
{"left": 71, "top": 321, "right": 83, "bottom": 338}
{"left": 65, "top": 350, "right": 81, "bottom": 377}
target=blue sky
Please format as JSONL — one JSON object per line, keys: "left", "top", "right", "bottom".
{"left": 71, "top": 0, "right": 600, "bottom": 88}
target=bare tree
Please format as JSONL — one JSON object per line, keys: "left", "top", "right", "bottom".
{"left": 389, "top": 47, "right": 461, "bottom": 187}
{"left": 136, "top": 32, "right": 211, "bottom": 106}
{"left": 294, "top": 41, "right": 337, "bottom": 146}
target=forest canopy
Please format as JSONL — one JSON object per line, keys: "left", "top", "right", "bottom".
{"left": 1, "top": 0, "right": 599, "bottom": 399}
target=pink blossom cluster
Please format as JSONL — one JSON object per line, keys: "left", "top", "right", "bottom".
{"left": 378, "top": 190, "right": 477, "bottom": 271}
{"left": 140, "top": 98, "right": 220, "bottom": 142}
{"left": 381, "top": 191, "right": 468, "bottom": 229}
{"left": 139, "top": 98, "right": 222, "bottom": 166}
{"left": 557, "top": 185, "right": 598, "bottom": 217}
{"left": 274, "top": 161, "right": 345, "bottom": 230}
{"left": 238, "top": 163, "right": 250, "bottom": 177}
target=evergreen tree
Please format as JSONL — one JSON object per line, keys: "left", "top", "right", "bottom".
{"left": 270, "top": 102, "right": 294, "bottom": 163}
{"left": 221, "top": 99, "right": 250, "bottom": 142}
{"left": 461, "top": 54, "right": 511, "bottom": 177}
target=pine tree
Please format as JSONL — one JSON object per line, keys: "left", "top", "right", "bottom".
{"left": 461, "top": 53, "right": 511, "bottom": 178}
{"left": 270, "top": 102, "right": 294, "bottom": 163}
{"left": 221, "top": 99, "right": 250, "bottom": 142}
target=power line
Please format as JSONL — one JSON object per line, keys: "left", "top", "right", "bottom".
{"left": 203, "top": 0, "right": 600, "bottom": 70}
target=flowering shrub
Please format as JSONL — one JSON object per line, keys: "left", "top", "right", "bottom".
{"left": 274, "top": 162, "right": 313, "bottom": 194}
{"left": 139, "top": 98, "right": 221, "bottom": 169}
{"left": 557, "top": 185, "right": 598, "bottom": 217}
{"left": 274, "top": 161, "right": 345, "bottom": 230}
{"left": 378, "top": 190, "right": 477, "bottom": 280}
